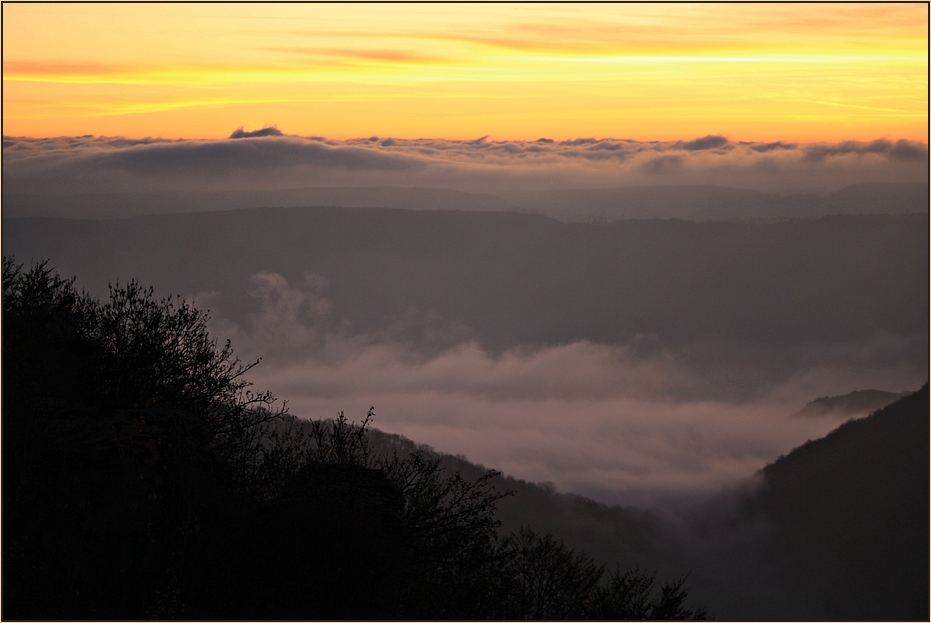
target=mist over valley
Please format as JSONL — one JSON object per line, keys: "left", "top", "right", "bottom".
{"left": 5, "top": 3, "right": 928, "bottom": 618}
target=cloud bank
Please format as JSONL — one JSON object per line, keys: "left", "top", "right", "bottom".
{"left": 4, "top": 131, "right": 927, "bottom": 196}
{"left": 202, "top": 270, "right": 923, "bottom": 508}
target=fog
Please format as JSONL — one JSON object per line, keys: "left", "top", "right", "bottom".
{"left": 201, "top": 269, "right": 921, "bottom": 508}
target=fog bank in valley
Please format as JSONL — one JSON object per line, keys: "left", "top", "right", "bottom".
{"left": 205, "top": 269, "right": 920, "bottom": 508}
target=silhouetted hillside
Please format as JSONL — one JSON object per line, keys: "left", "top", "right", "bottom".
{"left": 2, "top": 258, "right": 707, "bottom": 620}
{"left": 758, "top": 386, "right": 930, "bottom": 620}
{"left": 367, "top": 427, "right": 662, "bottom": 570}
{"left": 793, "top": 388, "right": 908, "bottom": 418}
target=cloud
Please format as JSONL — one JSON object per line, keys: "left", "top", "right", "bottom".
{"left": 201, "top": 270, "right": 924, "bottom": 509}
{"left": 229, "top": 125, "right": 283, "bottom": 139}
{"left": 90, "top": 136, "right": 423, "bottom": 175}
{"left": 888, "top": 138, "right": 929, "bottom": 162}
{"left": 801, "top": 138, "right": 925, "bottom": 162}
{"left": 640, "top": 154, "right": 685, "bottom": 175}
{"left": 675, "top": 135, "right": 730, "bottom": 151}
{"left": 747, "top": 141, "right": 796, "bottom": 153}
{"left": 212, "top": 271, "right": 333, "bottom": 355}
{"left": 2, "top": 134, "right": 427, "bottom": 193}
{"left": 237, "top": 330, "right": 873, "bottom": 508}
{"left": 3, "top": 132, "right": 926, "bottom": 196}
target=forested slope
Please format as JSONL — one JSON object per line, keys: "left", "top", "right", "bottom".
{"left": 758, "top": 387, "right": 930, "bottom": 620}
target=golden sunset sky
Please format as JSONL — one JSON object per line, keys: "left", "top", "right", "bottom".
{"left": 3, "top": 3, "right": 928, "bottom": 142}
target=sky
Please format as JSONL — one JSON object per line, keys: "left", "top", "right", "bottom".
{"left": 3, "top": 3, "right": 928, "bottom": 143}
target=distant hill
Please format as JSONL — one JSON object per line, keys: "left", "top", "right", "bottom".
{"left": 824, "top": 182, "right": 930, "bottom": 216}
{"left": 505, "top": 182, "right": 928, "bottom": 221}
{"left": 508, "top": 184, "right": 776, "bottom": 221}
{"left": 1, "top": 186, "right": 518, "bottom": 220}
{"left": 793, "top": 388, "right": 909, "bottom": 418}
{"left": 3, "top": 182, "right": 926, "bottom": 221}
{"left": 758, "top": 385, "right": 929, "bottom": 620}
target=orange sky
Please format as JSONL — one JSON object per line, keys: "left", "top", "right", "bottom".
{"left": 3, "top": 3, "right": 928, "bottom": 142}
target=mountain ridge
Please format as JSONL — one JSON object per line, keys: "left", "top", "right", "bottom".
{"left": 3, "top": 181, "right": 926, "bottom": 221}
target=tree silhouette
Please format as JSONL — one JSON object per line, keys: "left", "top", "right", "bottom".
{"left": 3, "top": 258, "right": 706, "bottom": 620}
{"left": 499, "top": 527, "right": 708, "bottom": 620}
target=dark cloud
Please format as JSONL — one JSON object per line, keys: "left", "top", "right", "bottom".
{"left": 676, "top": 135, "right": 730, "bottom": 151}
{"left": 95, "top": 138, "right": 424, "bottom": 176}
{"left": 229, "top": 125, "right": 283, "bottom": 139}
{"left": 804, "top": 138, "right": 898, "bottom": 161}
{"left": 561, "top": 137, "right": 598, "bottom": 146}
{"left": 588, "top": 141, "right": 628, "bottom": 152}
{"left": 889, "top": 139, "right": 929, "bottom": 162}
{"left": 748, "top": 141, "right": 796, "bottom": 153}
{"left": 2, "top": 134, "right": 176, "bottom": 153}
{"left": 641, "top": 154, "right": 685, "bottom": 174}
{"left": 2, "top": 135, "right": 425, "bottom": 189}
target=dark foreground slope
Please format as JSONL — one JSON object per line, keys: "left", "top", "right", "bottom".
{"left": 2, "top": 260, "right": 705, "bottom": 620}
{"left": 758, "top": 386, "right": 930, "bottom": 620}
{"left": 369, "top": 392, "right": 931, "bottom": 621}
{"left": 367, "top": 427, "right": 663, "bottom": 570}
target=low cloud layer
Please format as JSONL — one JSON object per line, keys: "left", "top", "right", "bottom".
{"left": 204, "top": 271, "right": 924, "bottom": 508}
{"left": 4, "top": 131, "right": 927, "bottom": 196}
{"left": 234, "top": 326, "right": 914, "bottom": 509}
